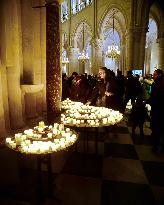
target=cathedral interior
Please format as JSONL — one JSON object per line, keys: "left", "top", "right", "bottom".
{"left": 0, "top": 0, "right": 164, "bottom": 204}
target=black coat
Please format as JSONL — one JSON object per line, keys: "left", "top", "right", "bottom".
{"left": 88, "top": 77, "right": 120, "bottom": 110}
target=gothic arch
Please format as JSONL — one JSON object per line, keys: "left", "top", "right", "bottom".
{"left": 150, "top": 3, "right": 163, "bottom": 38}
{"left": 72, "top": 20, "right": 93, "bottom": 50}
{"left": 98, "top": 4, "right": 128, "bottom": 40}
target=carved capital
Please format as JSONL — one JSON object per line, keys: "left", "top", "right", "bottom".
{"left": 125, "top": 27, "right": 148, "bottom": 41}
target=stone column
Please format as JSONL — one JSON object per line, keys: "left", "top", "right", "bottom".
{"left": 68, "top": 47, "right": 79, "bottom": 76}
{"left": 138, "top": 28, "right": 147, "bottom": 71}
{"left": 120, "top": 35, "right": 126, "bottom": 74}
{"left": 91, "top": 38, "right": 103, "bottom": 75}
{"left": 46, "top": 1, "right": 61, "bottom": 123}
{"left": 0, "top": 69, "right": 6, "bottom": 135}
{"left": 126, "top": 27, "right": 147, "bottom": 73}
{"left": 5, "top": 0, "right": 25, "bottom": 129}
{"left": 25, "top": 94, "right": 37, "bottom": 118}
{"left": 7, "top": 67, "right": 25, "bottom": 129}
{"left": 40, "top": 0, "right": 47, "bottom": 115}
{"left": 21, "top": 0, "right": 45, "bottom": 120}
{"left": 32, "top": 3, "right": 45, "bottom": 118}
{"left": 125, "top": 29, "right": 134, "bottom": 71}
{"left": 157, "top": 37, "right": 164, "bottom": 71}
{"left": 144, "top": 47, "right": 151, "bottom": 74}
{"left": 78, "top": 62, "right": 85, "bottom": 74}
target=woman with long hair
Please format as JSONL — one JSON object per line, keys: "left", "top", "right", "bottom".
{"left": 87, "top": 67, "right": 120, "bottom": 110}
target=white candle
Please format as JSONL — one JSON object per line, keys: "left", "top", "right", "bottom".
{"left": 47, "top": 133, "right": 53, "bottom": 138}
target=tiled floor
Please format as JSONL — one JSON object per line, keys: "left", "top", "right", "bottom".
{"left": 1, "top": 107, "right": 164, "bottom": 205}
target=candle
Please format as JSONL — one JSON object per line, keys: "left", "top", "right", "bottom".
{"left": 53, "top": 128, "right": 58, "bottom": 135}
{"left": 38, "top": 127, "right": 44, "bottom": 132}
{"left": 39, "top": 121, "right": 45, "bottom": 128}
{"left": 47, "top": 133, "right": 53, "bottom": 138}
{"left": 6, "top": 138, "right": 11, "bottom": 143}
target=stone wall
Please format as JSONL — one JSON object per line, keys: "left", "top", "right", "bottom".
{"left": 0, "top": 0, "right": 46, "bottom": 135}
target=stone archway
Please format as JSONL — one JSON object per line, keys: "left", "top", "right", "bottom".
{"left": 147, "top": 2, "right": 164, "bottom": 73}
{"left": 145, "top": 18, "right": 158, "bottom": 74}
{"left": 98, "top": 7, "right": 127, "bottom": 74}
{"left": 72, "top": 21, "right": 92, "bottom": 74}
{"left": 73, "top": 21, "right": 92, "bottom": 50}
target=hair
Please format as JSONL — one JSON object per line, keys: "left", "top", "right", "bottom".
{"left": 72, "top": 72, "right": 78, "bottom": 76}
{"left": 99, "top": 67, "right": 114, "bottom": 81}
{"left": 99, "top": 67, "right": 108, "bottom": 73}
{"left": 117, "top": 70, "right": 122, "bottom": 75}
{"left": 127, "top": 70, "right": 133, "bottom": 75}
{"left": 155, "top": 69, "right": 163, "bottom": 76}
{"left": 62, "top": 73, "right": 67, "bottom": 80}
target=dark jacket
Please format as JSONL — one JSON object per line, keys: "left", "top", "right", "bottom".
{"left": 147, "top": 75, "right": 164, "bottom": 122}
{"left": 130, "top": 103, "right": 148, "bottom": 125}
{"left": 88, "top": 77, "right": 120, "bottom": 110}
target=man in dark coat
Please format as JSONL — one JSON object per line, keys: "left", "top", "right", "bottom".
{"left": 147, "top": 69, "right": 164, "bottom": 152}
{"left": 123, "top": 70, "right": 142, "bottom": 112}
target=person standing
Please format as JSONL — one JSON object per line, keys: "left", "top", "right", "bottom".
{"left": 123, "top": 70, "right": 142, "bottom": 112}
{"left": 86, "top": 67, "right": 119, "bottom": 110}
{"left": 129, "top": 97, "right": 148, "bottom": 137}
{"left": 147, "top": 69, "right": 164, "bottom": 152}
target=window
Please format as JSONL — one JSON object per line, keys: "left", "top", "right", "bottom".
{"left": 146, "top": 18, "right": 157, "bottom": 48}
{"left": 71, "top": 0, "right": 92, "bottom": 15}
{"left": 61, "top": 0, "right": 68, "bottom": 22}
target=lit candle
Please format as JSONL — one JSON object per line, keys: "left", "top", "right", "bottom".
{"left": 47, "top": 133, "right": 53, "bottom": 138}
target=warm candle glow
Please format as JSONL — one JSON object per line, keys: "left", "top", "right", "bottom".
{"left": 5, "top": 121, "right": 78, "bottom": 154}
{"left": 61, "top": 100, "right": 123, "bottom": 127}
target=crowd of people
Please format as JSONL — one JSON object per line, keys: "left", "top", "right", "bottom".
{"left": 62, "top": 67, "right": 164, "bottom": 153}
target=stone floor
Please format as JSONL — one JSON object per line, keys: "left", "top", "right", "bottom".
{"left": 0, "top": 104, "right": 164, "bottom": 205}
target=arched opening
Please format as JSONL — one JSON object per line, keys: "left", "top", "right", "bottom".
{"left": 61, "top": 0, "right": 68, "bottom": 22}
{"left": 145, "top": 18, "right": 158, "bottom": 74}
{"left": 99, "top": 8, "right": 126, "bottom": 74}
{"left": 73, "top": 22, "right": 92, "bottom": 74}
{"left": 104, "top": 28, "right": 120, "bottom": 74}
{"left": 62, "top": 33, "right": 69, "bottom": 74}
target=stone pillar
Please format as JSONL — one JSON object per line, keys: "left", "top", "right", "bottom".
{"left": 0, "top": 69, "right": 6, "bottom": 135}
{"left": 46, "top": 1, "right": 61, "bottom": 122}
{"left": 78, "top": 61, "right": 85, "bottom": 74}
{"left": 7, "top": 67, "right": 25, "bottom": 129}
{"left": 24, "top": 94, "right": 37, "bottom": 118}
{"left": 144, "top": 47, "right": 151, "bottom": 74}
{"left": 126, "top": 27, "right": 147, "bottom": 73}
{"left": 120, "top": 35, "right": 126, "bottom": 74}
{"left": 157, "top": 37, "right": 164, "bottom": 71}
{"left": 91, "top": 38, "right": 103, "bottom": 75}
{"left": 125, "top": 29, "right": 134, "bottom": 71}
{"left": 138, "top": 28, "right": 147, "bottom": 72}
{"left": 68, "top": 47, "right": 79, "bottom": 76}
{"left": 21, "top": 0, "right": 45, "bottom": 120}
{"left": 5, "top": 0, "right": 25, "bottom": 129}
{"left": 32, "top": 3, "right": 45, "bottom": 118}
{"left": 40, "top": 0, "right": 47, "bottom": 115}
